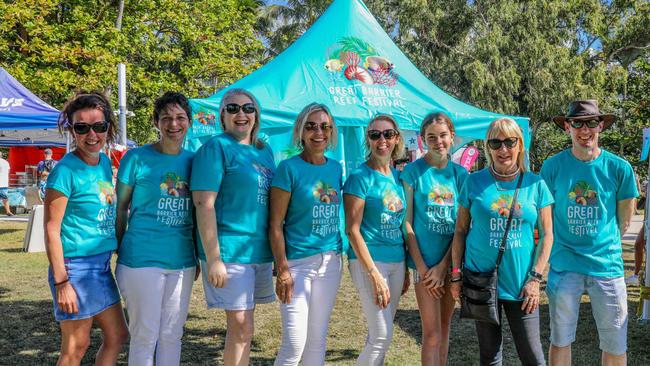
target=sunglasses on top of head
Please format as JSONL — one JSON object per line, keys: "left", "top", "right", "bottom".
{"left": 225, "top": 103, "right": 256, "bottom": 115}
{"left": 367, "top": 129, "right": 399, "bottom": 141}
{"left": 304, "top": 121, "right": 332, "bottom": 132}
{"left": 70, "top": 121, "right": 109, "bottom": 135}
{"left": 568, "top": 119, "right": 600, "bottom": 129}
{"left": 487, "top": 137, "right": 518, "bottom": 150}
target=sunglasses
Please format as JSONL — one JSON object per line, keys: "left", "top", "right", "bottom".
{"left": 225, "top": 103, "right": 256, "bottom": 114}
{"left": 569, "top": 119, "right": 600, "bottom": 129}
{"left": 487, "top": 137, "right": 518, "bottom": 150}
{"left": 367, "top": 129, "right": 399, "bottom": 141}
{"left": 304, "top": 121, "right": 332, "bottom": 132}
{"left": 71, "top": 121, "right": 109, "bottom": 135}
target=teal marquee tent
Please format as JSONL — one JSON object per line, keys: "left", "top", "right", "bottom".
{"left": 186, "top": 0, "right": 530, "bottom": 172}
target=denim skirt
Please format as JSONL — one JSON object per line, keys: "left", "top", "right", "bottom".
{"left": 48, "top": 250, "right": 121, "bottom": 321}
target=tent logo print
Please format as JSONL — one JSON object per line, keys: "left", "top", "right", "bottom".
{"left": 324, "top": 37, "right": 398, "bottom": 86}
{"left": 0, "top": 97, "right": 24, "bottom": 111}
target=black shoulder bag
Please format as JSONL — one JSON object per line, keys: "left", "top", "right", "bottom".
{"left": 459, "top": 173, "right": 523, "bottom": 325}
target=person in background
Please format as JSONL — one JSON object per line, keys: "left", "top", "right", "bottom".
{"left": 0, "top": 151, "right": 13, "bottom": 216}
{"left": 44, "top": 92, "right": 128, "bottom": 365}
{"left": 401, "top": 112, "right": 468, "bottom": 366}
{"left": 625, "top": 224, "right": 645, "bottom": 286}
{"left": 344, "top": 114, "right": 409, "bottom": 365}
{"left": 38, "top": 170, "right": 49, "bottom": 202}
{"left": 541, "top": 100, "right": 638, "bottom": 366}
{"left": 115, "top": 92, "right": 196, "bottom": 365}
{"left": 270, "top": 103, "right": 343, "bottom": 366}
{"left": 450, "top": 117, "right": 553, "bottom": 366}
{"left": 191, "top": 88, "right": 276, "bottom": 366}
{"left": 37, "top": 148, "right": 58, "bottom": 177}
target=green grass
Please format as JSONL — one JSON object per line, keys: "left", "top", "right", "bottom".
{"left": 1, "top": 221, "right": 649, "bottom": 365}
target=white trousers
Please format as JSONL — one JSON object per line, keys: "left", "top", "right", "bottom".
{"left": 116, "top": 264, "right": 195, "bottom": 366}
{"left": 349, "top": 260, "right": 405, "bottom": 366}
{"left": 274, "top": 251, "right": 342, "bottom": 366}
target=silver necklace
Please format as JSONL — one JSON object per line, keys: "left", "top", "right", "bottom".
{"left": 490, "top": 164, "right": 520, "bottom": 178}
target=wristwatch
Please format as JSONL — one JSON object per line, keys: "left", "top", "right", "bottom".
{"left": 528, "top": 270, "right": 543, "bottom": 282}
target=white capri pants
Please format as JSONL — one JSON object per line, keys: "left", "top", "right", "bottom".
{"left": 349, "top": 259, "right": 405, "bottom": 366}
{"left": 275, "top": 251, "right": 342, "bottom": 366}
{"left": 116, "top": 264, "right": 195, "bottom": 366}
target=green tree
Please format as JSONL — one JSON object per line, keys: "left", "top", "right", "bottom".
{"left": 0, "top": 0, "right": 265, "bottom": 144}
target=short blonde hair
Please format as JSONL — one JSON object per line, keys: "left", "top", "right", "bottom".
{"left": 485, "top": 117, "right": 527, "bottom": 172}
{"left": 292, "top": 103, "right": 338, "bottom": 150}
{"left": 365, "top": 114, "right": 405, "bottom": 161}
{"left": 219, "top": 88, "right": 264, "bottom": 149}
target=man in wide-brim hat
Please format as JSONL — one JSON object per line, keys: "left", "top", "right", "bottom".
{"left": 541, "top": 99, "right": 638, "bottom": 366}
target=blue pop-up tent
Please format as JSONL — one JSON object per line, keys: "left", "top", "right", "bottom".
{"left": 186, "top": 0, "right": 529, "bottom": 171}
{"left": 0, "top": 67, "right": 65, "bottom": 146}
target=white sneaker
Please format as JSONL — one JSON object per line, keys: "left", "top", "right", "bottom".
{"left": 625, "top": 274, "right": 640, "bottom": 286}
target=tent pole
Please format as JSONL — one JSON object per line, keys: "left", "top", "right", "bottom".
{"left": 643, "top": 158, "right": 650, "bottom": 321}
{"left": 118, "top": 63, "right": 127, "bottom": 146}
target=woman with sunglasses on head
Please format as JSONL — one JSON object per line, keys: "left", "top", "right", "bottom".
{"left": 269, "top": 103, "right": 343, "bottom": 366}
{"left": 114, "top": 92, "right": 196, "bottom": 365}
{"left": 449, "top": 118, "right": 554, "bottom": 366}
{"left": 191, "top": 88, "right": 276, "bottom": 366}
{"left": 44, "top": 92, "right": 128, "bottom": 365}
{"left": 400, "top": 112, "right": 468, "bottom": 366}
{"left": 344, "top": 114, "right": 409, "bottom": 365}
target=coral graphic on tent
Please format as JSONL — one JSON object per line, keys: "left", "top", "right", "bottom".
{"left": 324, "top": 37, "right": 398, "bottom": 86}
{"left": 193, "top": 111, "right": 216, "bottom": 126}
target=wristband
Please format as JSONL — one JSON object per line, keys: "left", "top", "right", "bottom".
{"left": 54, "top": 278, "right": 70, "bottom": 287}
{"left": 451, "top": 267, "right": 461, "bottom": 274}
{"left": 367, "top": 267, "right": 377, "bottom": 275}
{"left": 450, "top": 277, "right": 462, "bottom": 283}
{"left": 528, "top": 270, "right": 543, "bottom": 281}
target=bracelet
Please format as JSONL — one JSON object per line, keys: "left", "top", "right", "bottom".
{"left": 451, "top": 267, "right": 461, "bottom": 274}
{"left": 54, "top": 278, "right": 69, "bottom": 287}
{"left": 450, "top": 277, "right": 463, "bottom": 283}
{"left": 528, "top": 270, "right": 543, "bottom": 281}
{"left": 367, "top": 267, "right": 377, "bottom": 276}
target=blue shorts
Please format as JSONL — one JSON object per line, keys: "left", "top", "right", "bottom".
{"left": 48, "top": 251, "right": 121, "bottom": 321}
{"left": 200, "top": 261, "right": 274, "bottom": 310}
{"left": 0, "top": 188, "right": 8, "bottom": 200}
{"left": 546, "top": 269, "right": 628, "bottom": 355}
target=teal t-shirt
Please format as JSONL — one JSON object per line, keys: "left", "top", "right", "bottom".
{"left": 400, "top": 159, "right": 468, "bottom": 269}
{"left": 46, "top": 153, "right": 117, "bottom": 257}
{"left": 343, "top": 163, "right": 406, "bottom": 263}
{"left": 116, "top": 145, "right": 196, "bottom": 270}
{"left": 271, "top": 156, "right": 343, "bottom": 260}
{"left": 540, "top": 149, "right": 639, "bottom": 277}
{"left": 190, "top": 134, "right": 276, "bottom": 264}
{"left": 460, "top": 169, "right": 554, "bottom": 300}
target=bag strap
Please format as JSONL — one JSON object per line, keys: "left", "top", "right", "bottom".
{"left": 495, "top": 173, "right": 524, "bottom": 269}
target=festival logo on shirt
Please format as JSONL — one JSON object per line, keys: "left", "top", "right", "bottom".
{"left": 311, "top": 181, "right": 340, "bottom": 236}
{"left": 254, "top": 163, "right": 274, "bottom": 205}
{"left": 566, "top": 181, "right": 600, "bottom": 237}
{"left": 157, "top": 172, "right": 191, "bottom": 226}
{"left": 426, "top": 184, "right": 455, "bottom": 234}
{"left": 380, "top": 188, "right": 404, "bottom": 239}
{"left": 313, "top": 181, "right": 339, "bottom": 204}
{"left": 97, "top": 181, "right": 116, "bottom": 236}
{"left": 489, "top": 194, "right": 524, "bottom": 249}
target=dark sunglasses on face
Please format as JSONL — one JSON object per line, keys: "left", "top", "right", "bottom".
{"left": 367, "top": 129, "right": 399, "bottom": 141}
{"left": 304, "top": 121, "right": 332, "bottom": 132}
{"left": 71, "top": 121, "right": 109, "bottom": 135}
{"left": 487, "top": 137, "right": 518, "bottom": 150}
{"left": 569, "top": 119, "right": 600, "bottom": 129}
{"left": 225, "top": 103, "right": 256, "bottom": 114}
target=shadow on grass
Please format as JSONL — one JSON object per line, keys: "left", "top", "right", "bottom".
{"left": 0, "top": 228, "right": 22, "bottom": 236}
{"left": 0, "top": 247, "right": 24, "bottom": 253}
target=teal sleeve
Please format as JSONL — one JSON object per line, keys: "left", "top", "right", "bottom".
{"left": 456, "top": 165, "right": 469, "bottom": 193}
{"left": 46, "top": 163, "right": 73, "bottom": 197}
{"left": 343, "top": 171, "right": 368, "bottom": 200}
{"left": 537, "top": 176, "right": 554, "bottom": 209}
{"left": 271, "top": 160, "right": 293, "bottom": 192}
{"left": 116, "top": 149, "right": 137, "bottom": 186}
{"left": 190, "top": 142, "right": 224, "bottom": 192}
{"left": 539, "top": 160, "right": 554, "bottom": 191}
{"left": 399, "top": 162, "right": 416, "bottom": 188}
{"left": 617, "top": 161, "right": 639, "bottom": 201}
{"left": 458, "top": 174, "right": 471, "bottom": 208}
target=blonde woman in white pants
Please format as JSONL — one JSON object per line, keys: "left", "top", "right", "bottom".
{"left": 270, "top": 103, "right": 344, "bottom": 365}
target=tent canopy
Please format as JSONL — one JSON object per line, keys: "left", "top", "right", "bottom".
{"left": 0, "top": 66, "right": 65, "bottom": 146}
{"left": 187, "top": 0, "right": 530, "bottom": 158}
